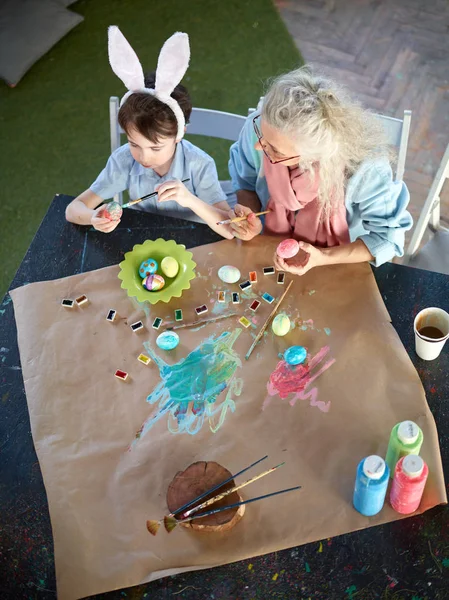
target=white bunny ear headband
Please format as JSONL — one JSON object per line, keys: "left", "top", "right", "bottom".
{"left": 108, "top": 26, "right": 190, "bottom": 141}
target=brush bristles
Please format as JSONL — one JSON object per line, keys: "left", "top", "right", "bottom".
{"left": 146, "top": 520, "right": 160, "bottom": 536}
{"left": 164, "top": 516, "right": 178, "bottom": 533}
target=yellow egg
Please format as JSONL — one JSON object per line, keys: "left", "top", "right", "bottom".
{"left": 161, "top": 256, "right": 179, "bottom": 278}
{"left": 272, "top": 314, "right": 291, "bottom": 337}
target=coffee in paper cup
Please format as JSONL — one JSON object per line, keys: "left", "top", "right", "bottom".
{"left": 413, "top": 307, "right": 449, "bottom": 361}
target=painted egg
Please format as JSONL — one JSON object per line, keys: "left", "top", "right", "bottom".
{"left": 156, "top": 331, "right": 180, "bottom": 351}
{"left": 161, "top": 256, "right": 179, "bottom": 278}
{"left": 277, "top": 238, "right": 300, "bottom": 259}
{"left": 139, "top": 258, "right": 159, "bottom": 278}
{"left": 272, "top": 313, "right": 291, "bottom": 337}
{"left": 218, "top": 265, "right": 241, "bottom": 284}
{"left": 101, "top": 201, "right": 123, "bottom": 221}
{"left": 142, "top": 274, "right": 165, "bottom": 291}
{"left": 284, "top": 345, "right": 307, "bottom": 366}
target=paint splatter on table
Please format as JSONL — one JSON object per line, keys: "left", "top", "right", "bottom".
{"left": 1, "top": 195, "right": 448, "bottom": 599}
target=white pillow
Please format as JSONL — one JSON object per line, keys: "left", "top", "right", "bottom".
{"left": 0, "top": 0, "right": 83, "bottom": 86}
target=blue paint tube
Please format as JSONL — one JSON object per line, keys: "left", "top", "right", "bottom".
{"left": 353, "top": 455, "right": 390, "bottom": 516}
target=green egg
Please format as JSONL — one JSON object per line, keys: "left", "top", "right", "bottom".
{"left": 272, "top": 313, "right": 291, "bottom": 337}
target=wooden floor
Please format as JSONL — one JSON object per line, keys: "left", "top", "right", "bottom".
{"left": 275, "top": 0, "right": 449, "bottom": 236}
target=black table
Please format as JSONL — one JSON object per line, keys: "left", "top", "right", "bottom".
{"left": 1, "top": 195, "right": 448, "bottom": 600}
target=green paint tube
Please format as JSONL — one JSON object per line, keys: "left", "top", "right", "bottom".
{"left": 385, "top": 420, "right": 423, "bottom": 478}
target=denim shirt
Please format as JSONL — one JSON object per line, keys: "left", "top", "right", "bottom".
{"left": 229, "top": 112, "right": 413, "bottom": 266}
{"left": 91, "top": 139, "right": 226, "bottom": 221}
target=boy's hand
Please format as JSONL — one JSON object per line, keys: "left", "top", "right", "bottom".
{"left": 228, "top": 204, "right": 262, "bottom": 241}
{"left": 157, "top": 180, "right": 194, "bottom": 208}
{"left": 91, "top": 204, "right": 121, "bottom": 233}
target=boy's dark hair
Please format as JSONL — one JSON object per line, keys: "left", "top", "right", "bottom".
{"left": 118, "top": 71, "right": 192, "bottom": 143}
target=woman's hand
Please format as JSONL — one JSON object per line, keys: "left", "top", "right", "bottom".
{"left": 274, "top": 241, "right": 326, "bottom": 275}
{"left": 228, "top": 204, "right": 262, "bottom": 241}
{"left": 91, "top": 205, "right": 121, "bottom": 233}
{"left": 157, "top": 180, "right": 193, "bottom": 207}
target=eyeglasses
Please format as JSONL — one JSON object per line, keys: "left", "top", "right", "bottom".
{"left": 252, "top": 115, "right": 300, "bottom": 165}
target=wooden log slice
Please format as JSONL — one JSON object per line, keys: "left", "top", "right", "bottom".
{"left": 167, "top": 461, "right": 245, "bottom": 532}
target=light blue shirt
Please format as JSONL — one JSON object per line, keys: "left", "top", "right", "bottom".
{"left": 91, "top": 139, "right": 227, "bottom": 221}
{"left": 229, "top": 112, "right": 413, "bottom": 266}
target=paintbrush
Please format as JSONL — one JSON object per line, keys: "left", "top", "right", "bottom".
{"left": 166, "top": 312, "right": 237, "bottom": 331}
{"left": 216, "top": 210, "right": 271, "bottom": 226}
{"left": 245, "top": 280, "right": 293, "bottom": 360}
{"left": 180, "top": 461, "right": 285, "bottom": 520}
{"left": 162, "top": 485, "right": 302, "bottom": 533}
{"left": 146, "top": 455, "right": 268, "bottom": 535}
{"left": 122, "top": 178, "right": 190, "bottom": 209}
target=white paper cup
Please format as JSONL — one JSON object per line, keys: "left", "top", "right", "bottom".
{"left": 414, "top": 307, "right": 449, "bottom": 360}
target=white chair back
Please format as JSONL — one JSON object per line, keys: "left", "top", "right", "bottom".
{"left": 374, "top": 111, "right": 411, "bottom": 182}
{"left": 252, "top": 96, "right": 411, "bottom": 182}
{"left": 405, "top": 142, "right": 449, "bottom": 267}
{"left": 109, "top": 97, "right": 246, "bottom": 204}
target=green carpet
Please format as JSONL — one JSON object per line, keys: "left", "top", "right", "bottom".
{"left": 0, "top": 0, "right": 301, "bottom": 297}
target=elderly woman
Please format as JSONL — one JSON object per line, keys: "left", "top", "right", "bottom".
{"left": 228, "top": 66, "right": 412, "bottom": 275}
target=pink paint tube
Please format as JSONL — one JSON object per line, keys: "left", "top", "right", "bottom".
{"left": 390, "top": 455, "right": 428, "bottom": 514}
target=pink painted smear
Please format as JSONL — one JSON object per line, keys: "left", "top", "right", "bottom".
{"left": 266, "top": 346, "right": 334, "bottom": 413}
{"left": 262, "top": 395, "right": 272, "bottom": 411}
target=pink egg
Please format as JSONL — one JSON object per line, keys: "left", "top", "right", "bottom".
{"left": 101, "top": 201, "right": 123, "bottom": 221}
{"left": 277, "top": 238, "right": 300, "bottom": 259}
{"left": 142, "top": 274, "right": 165, "bottom": 291}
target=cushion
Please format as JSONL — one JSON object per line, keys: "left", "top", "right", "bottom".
{"left": 0, "top": 0, "right": 83, "bottom": 86}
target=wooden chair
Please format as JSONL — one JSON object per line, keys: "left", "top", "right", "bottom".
{"left": 109, "top": 96, "right": 246, "bottom": 206}
{"left": 404, "top": 142, "right": 449, "bottom": 275}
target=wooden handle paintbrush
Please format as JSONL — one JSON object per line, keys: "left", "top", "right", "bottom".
{"left": 122, "top": 178, "right": 190, "bottom": 209}
{"left": 163, "top": 485, "right": 302, "bottom": 532}
{"left": 166, "top": 312, "right": 237, "bottom": 331}
{"left": 245, "top": 280, "right": 293, "bottom": 360}
{"left": 146, "top": 455, "right": 269, "bottom": 535}
{"left": 216, "top": 210, "right": 271, "bottom": 226}
{"left": 180, "top": 461, "right": 285, "bottom": 519}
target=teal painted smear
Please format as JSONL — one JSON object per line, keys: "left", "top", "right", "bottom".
{"left": 195, "top": 270, "right": 209, "bottom": 282}
{"left": 241, "top": 289, "right": 258, "bottom": 300}
{"left": 131, "top": 329, "right": 243, "bottom": 444}
{"left": 211, "top": 297, "right": 230, "bottom": 315}
{"left": 130, "top": 297, "right": 151, "bottom": 319}
{"left": 299, "top": 318, "right": 314, "bottom": 332}
{"left": 295, "top": 317, "right": 331, "bottom": 336}
{"left": 192, "top": 323, "right": 209, "bottom": 332}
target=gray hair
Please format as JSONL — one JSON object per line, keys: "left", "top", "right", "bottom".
{"left": 262, "top": 65, "right": 392, "bottom": 211}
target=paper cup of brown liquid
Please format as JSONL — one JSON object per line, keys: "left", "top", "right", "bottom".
{"left": 414, "top": 307, "right": 449, "bottom": 360}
